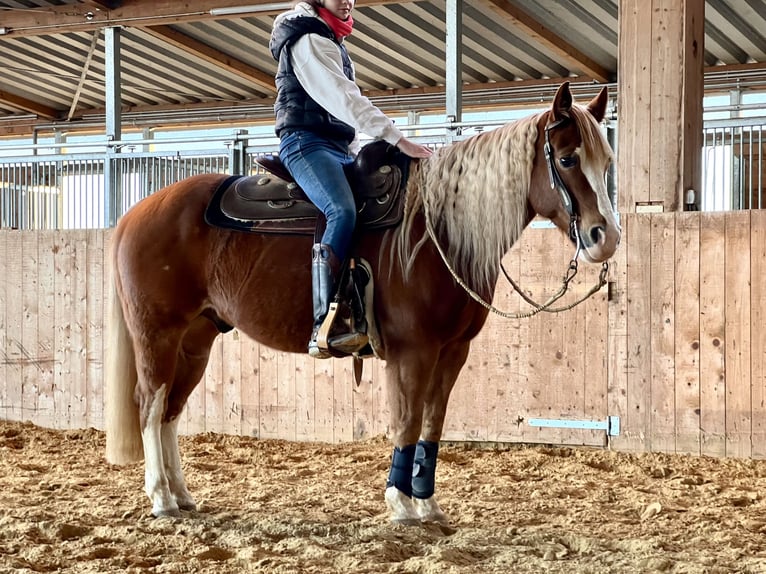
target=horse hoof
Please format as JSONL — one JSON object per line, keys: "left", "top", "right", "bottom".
{"left": 391, "top": 517, "right": 421, "bottom": 527}
{"left": 178, "top": 502, "right": 197, "bottom": 512}
{"left": 152, "top": 507, "right": 181, "bottom": 518}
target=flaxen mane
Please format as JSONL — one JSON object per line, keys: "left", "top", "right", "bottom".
{"left": 395, "top": 103, "right": 611, "bottom": 290}
{"left": 396, "top": 113, "right": 538, "bottom": 290}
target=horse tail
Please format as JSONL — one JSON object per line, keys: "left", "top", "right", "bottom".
{"left": 104, "top": 235, "right": 144, "bottom": 465}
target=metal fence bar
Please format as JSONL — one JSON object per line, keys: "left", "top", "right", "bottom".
{"left": 0, "top": 118, "right": 765, "bottom": 230}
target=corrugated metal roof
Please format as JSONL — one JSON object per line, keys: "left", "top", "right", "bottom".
{"left": 0, "top": 0, "right": 765, "bottom": 133}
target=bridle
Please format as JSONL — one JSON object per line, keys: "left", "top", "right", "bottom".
{"left": 423, "top": 116, "right": 609, "bottom": 319}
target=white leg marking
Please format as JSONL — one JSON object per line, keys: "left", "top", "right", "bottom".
{"left": 161, "top": 417, "right": 196, "bottom": 511}
{"left": 141, "top": 385, "right": 179, "bottom": 517}
{"left": 413, "top": 496, "right": 450, "bottom": 525}
{"left": 384, "top": 486, "right": 420, "bottom": 525}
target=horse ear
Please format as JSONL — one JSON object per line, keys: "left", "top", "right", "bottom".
{"left": 551, "top": 81, "right": 573, "bottom": 122}
{"left": 587, "top": 86, "right": 609, "bottom": 123}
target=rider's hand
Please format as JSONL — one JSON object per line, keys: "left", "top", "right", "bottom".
{"left": 396, "top": 136, "right": 433, "bottom": 159}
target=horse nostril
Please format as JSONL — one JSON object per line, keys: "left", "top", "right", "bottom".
{"left": 589, "top": 225, "right": 606, "bottom": 246}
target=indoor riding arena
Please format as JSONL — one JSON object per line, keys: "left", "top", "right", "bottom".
{"left": 2, "top": 1, "right": 766, "bottom": 573}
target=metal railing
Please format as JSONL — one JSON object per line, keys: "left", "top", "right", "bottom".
{"left": 0, "top": 116, "right": 762, "bottom": 229}
{"left": 701, "top": 117, "right": 765, "bottom": 211}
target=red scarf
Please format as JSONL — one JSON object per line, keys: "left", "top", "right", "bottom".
{"left": 317, "top": 7, "right": 354, "bottom": 41}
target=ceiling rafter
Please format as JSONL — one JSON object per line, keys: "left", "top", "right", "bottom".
{"left": 142, "top": 25, "right": 276, "bottom": 93}
{"left": 0, "top": 0, "right": 408, "bottom": 38}
{"left": 480, "top": 0, "right": 611, "bottom": 83}
{"left": 0, "top": 90, "right": 58, "bottom": 119}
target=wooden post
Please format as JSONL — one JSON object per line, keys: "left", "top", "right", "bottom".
{"left": 617, "top": 0, "right": 704, "bottom": 212}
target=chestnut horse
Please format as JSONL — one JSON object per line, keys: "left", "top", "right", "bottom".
{"left": 105, "top": 82, "right": 620, "bottom": 524}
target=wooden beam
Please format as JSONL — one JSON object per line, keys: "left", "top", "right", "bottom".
{"left": 480, "top": 0, "right": 611, "bottom": 83}
{"left": 84, "top": 0, "right": 123, "bottom": 8}
{"left": 0, "top": 0, "right": 410, "bottom": 38}
{"left": 0, "top": 90, "right": 57, "bottom": 119}
{"left": 143, "top": 26, "right": 275, "bottom": 93}
{"left": 617, "top": 0, "right": 704, "bottom": 212}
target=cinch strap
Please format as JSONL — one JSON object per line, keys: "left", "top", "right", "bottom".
{"left": 386, "top": 444, "right": 416, "bottom": 498}
{"left": 411, "top": 440, "right": 439, "bottom": 499}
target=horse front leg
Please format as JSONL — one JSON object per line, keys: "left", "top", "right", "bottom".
{"left": 411, "top": 341, "right": 471, "bottom": 525}
{"left": 383, "top": 348, "right": 437, "bottom": 524}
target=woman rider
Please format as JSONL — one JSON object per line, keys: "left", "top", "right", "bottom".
{"left": 270, "top": 0, "right": 432, "bottom": 358}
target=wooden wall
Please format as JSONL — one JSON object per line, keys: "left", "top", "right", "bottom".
{"left": 0, "top": 212, "right": 764, "bottom": 457}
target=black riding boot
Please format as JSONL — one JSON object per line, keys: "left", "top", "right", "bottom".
{"left": 309, "top": 243, "right": 337, "bottom": 359}
{"left": 308, "top": 243, "right": 369, "bottom": 358}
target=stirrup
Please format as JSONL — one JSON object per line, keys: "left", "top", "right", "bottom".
{"left": 312, "top": 301, "right": 369, "bottom": 357}
{"left": 308, "top": 321, "right": 332, "bottom": 358}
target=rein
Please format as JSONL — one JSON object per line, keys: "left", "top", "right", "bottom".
{"left": 422, "top": 119, "right": 609, "bottom": 320}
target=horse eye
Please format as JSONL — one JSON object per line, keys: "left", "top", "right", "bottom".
{"left": 559, "top": 156, "right": 578, "bottom": 168}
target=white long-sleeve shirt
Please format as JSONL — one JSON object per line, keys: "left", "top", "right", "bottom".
{"left": 276, "top": 4, "right": 403, "bottom": 154}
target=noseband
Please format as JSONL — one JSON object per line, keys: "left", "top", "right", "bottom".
{"left": 544, "top": 118, "right": 579, "bottom": 246}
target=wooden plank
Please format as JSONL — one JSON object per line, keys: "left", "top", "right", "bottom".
{"left": 239, "top": 337, "right": 260, "bottom": 438}
{"left": 258, "top": 343, "right": 280, "bottom": 440}
{"left": 184, "top": 359, "right": 206, "bottom": 435}
{"left": 0, "top": 232, "right": 7, "bottom": 420}
{"left": 490, "top": 248, "right": 521, "bottom": 442}
{"left": 724, "top": 211, "right": 752, "bottom": 458}
{"left": 370, "top": 357, "right": 389, "bottom": 438}
{"left": 351, "top": 357, "right": 374, "bottom": 441}
{"left": 5, "top": 231, "right": 23, "bottom": 421}
{"left": 520, "top": 227, "right": 569, "bottom": 445}
{"left": 699, "top": 213, "right": 727, "bottom": 457}
{"left": 624, "top": 213, "right": 652, "bottom": 452}
{"left": 294, "top": 352, "right": 315, "bottom": 441}
{"left": 52, "top": 233, "right": 72, "bottom": 428}
{"left": 650, "top": 0, "right": 684, "bottom": 209}
{"left": 85, "top": 229, "right": 105, "bottom": 430}
{"left": 444, "top": 346, "right": 484, "bottom": 441}
{"left": 21, "top": 232, "right": 39, "bottom": 421}
{"left": 502, "top": 229, "right": 534, "bottom": 444}
{"left": 617, "top": 0, "right": 652, "bottom": 211}
{"left": 582, "top": 254, "right": 609, "bottom": 447}
{"left": 204, "top": 336, "right": 224, "bottom": 434}
{"left": 69, "top": 231, "right": 88, "bottom": 428}
{"left": 333, "top": 357, "right": 354, "bottom": 442}
{"left": 561, "top": 250, "right": 597, "bottom": 447}
{"left": 36, "top": 231, "right": 56, "bottom": 428}
{"left": 607, "top": 215, "right": 630, "bottom": 451}
{"left": 221, "top": 329, "right": 242, "bottom": 436}
{"left": 650, "top": 214, "right": 676, "bottom": 452}
{"left": 674, "top": 213, "right": 701, "bottom": 455}
{"left": 277, "top": 350, "right": 296, "bottom": 441}
{"left": 313, "top": 355, "right": 335, "bottom": 442}
{"left": 680, "top": 0, "right": 705, "bottom": 200}
{"left": 751, "top": 210, "right": 766, "bottom": 458}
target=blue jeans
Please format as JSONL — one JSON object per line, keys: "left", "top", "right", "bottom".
{"left": 279, "top": 130, "right": 356, "bottom": 261}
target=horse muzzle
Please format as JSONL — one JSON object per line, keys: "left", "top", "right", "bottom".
{"left": 577, "top": 220, "right": 621, "bottom": 263}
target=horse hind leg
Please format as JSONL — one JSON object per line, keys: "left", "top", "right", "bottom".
{"left": 133, "top": 320, "right": 211, "bottom": 518}
{"left": 139, "top": 382, "right": 179, "bottom": 517}
{"left": 160, "top": 418, "right": 194, "bottom": 511}
{"left": 160, "top": 316, "right": 221, "bottom": 513}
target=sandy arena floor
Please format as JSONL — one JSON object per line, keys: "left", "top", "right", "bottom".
{"left": 1, "top": 420, "right": 766, "bottom": 573}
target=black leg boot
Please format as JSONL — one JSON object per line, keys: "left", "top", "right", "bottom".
{"left": 308, "top": 243, "right": 337, "bottom": 359}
